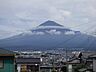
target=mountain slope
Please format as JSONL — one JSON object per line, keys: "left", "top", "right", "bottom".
{"left": 0, "top": 20, "right": 96, "bottom": 51}
{"left": 39, "top": 20, "right": 63, "bottom": 27}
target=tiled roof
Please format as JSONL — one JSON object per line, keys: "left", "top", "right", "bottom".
{"left": 16, "top": 58, "right": 41, "bottom": 64}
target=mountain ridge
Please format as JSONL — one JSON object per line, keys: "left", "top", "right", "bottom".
{"left": 39, "top": 20, "right": 63, "bottom": 27}
{"left": 0, "top": 20, "right": 96, "bottom": 51}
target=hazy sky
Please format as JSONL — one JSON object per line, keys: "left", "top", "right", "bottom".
{"left": 0, "top": 0, "right": 96, "bottom": 38}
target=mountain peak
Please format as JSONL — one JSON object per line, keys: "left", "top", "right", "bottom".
{"left": 39, "top": 20, "right": 63, "bottom": 27}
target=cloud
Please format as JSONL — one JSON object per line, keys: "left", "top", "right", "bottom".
{"left": 35, "top": 32, "right": 45, "bottom": 35}
{"left": 65, "top": 31, "right": 75, "bottom": 35}
{"left": 23, "top": 30, "right": 45, "bottom": 35}
{"left": 0, "top": 0, "right": 96, "bottom": 38}
{"left": 46, "top": 29, "right": 61, "bottom": 35}
{"left": 86, "top": 6, "right": 96, "bottom": 17}
{"left": 59, "top": 10, "right": 72, "bottom": 17}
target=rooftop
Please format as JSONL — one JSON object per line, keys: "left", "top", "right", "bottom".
{"left": 0, "top": 48, "right": 15, "bottom": 56}
{"left": 16, "top": 57, "right": 41, "bottom": 64}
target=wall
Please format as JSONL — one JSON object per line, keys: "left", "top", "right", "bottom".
{"left": 0, "top": 59, "right": 14, "bottom": 72}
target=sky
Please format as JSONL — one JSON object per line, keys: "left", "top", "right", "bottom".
{"left": 0, "top": 0, "right": 96, "bottom": 39}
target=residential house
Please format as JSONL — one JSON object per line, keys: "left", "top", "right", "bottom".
{"left": 0, "top": 48, "right": 15, "bottom": 72}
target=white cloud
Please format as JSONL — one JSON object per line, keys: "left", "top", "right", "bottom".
{"left": 0, "top": 0, "right": 96, "bottom": 38}
{"left": 48, "top": 7, "right": 72, "bottom": 23}
{"left": 54, "top": 31, "right": 61, "bottom": 35}
{"left": 33, "top": 32, "right": 45, "bottom": 35}
{"left": 65, "top": 31, "right": 75, "bottom": 35}
{"left": 46, "top": 29, "right": 61, "bottom": 35}
{"left": 82, "top": 18, "right": 89, "bottom": 23}
{"left": 86, "top": 6, "right": 96, "bottom": 17}
{"left": 21, "top": 30, "right": 45, "bottom": 35}
{"left": 59, "top": 10, "right": 72, "bottom": 17}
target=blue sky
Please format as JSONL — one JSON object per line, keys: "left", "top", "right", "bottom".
{"left": 0, "top": 0, "right": 96, "bottom": 39}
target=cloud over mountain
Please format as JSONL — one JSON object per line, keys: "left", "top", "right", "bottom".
{"left": 0, "top": 21, "right": 96, "bottom": 51}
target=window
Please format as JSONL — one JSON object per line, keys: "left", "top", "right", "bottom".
{"left": 0, "top": 60, "right": 3, "bottom": 68}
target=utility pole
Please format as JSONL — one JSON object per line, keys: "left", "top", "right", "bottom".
{"left": 65, "top": 48, "right": 68, "bottom": 72}
{"left": 65, "top": 48, "right": 68, "bottom": 62}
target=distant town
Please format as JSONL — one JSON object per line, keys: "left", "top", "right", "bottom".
{"left": 0, "top": 48, "right": 96, "bottom": 72}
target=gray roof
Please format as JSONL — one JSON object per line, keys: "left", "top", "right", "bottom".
{"left": 89, "top": 54, "right": 96, "bottom": 58}
{"left": 68, "top": 59, "right": 80, "bottom": 64}
{"left": 16, "top": 58, "right": 41, "bottom": 64}
{"left": 0, "top": 48, "right": 15, "bottom": 55}
{"left": 40, "top": 66, "right": 61, "bottom": 69}
{"left": 67, "top": 58, "right": 80, "bottom": 64}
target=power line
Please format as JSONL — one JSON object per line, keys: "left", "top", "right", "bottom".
{"left": 52, "top": 23, "right": 96, "bottom": 49}
{"left": 68, "top": 21, "right": 96, "bottom": 29}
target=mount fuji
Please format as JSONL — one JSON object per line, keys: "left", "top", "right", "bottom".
{"left": 0, "top": 20, "right": 96, "bottom": 51}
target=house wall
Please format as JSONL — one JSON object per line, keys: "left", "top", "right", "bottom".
{"left": 0, "top": 59, "right": 14, "bottom": 72}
